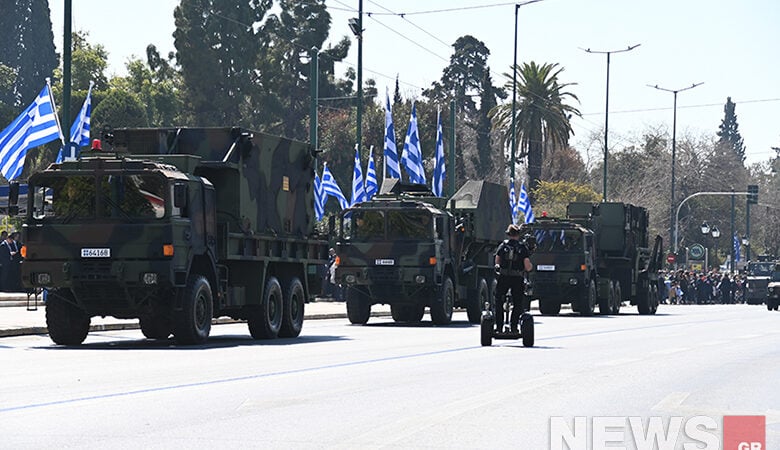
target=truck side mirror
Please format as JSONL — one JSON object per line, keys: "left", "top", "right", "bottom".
{"left": 173, "top": 183, "right": 188, "bottom": 209}
{"left": 8, "top": 182, "right": 19, "bottom": 215}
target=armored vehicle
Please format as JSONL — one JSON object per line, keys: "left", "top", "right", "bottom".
{"left": 744, "top": 260, "right": 775, "bottom": 304}
{"left": 19, "top": 127, "right": 328, "bottom": 345}
{"left": 521, "top": 202, "right": 663, "bottom": 316}
{"left": 335, "top": 180, "right": 509, "bottom": 325}
{"left": 766, "top": 263, "right": 780, "bottom": 311}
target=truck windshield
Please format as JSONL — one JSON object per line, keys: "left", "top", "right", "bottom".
{"left": 30, "top": 174, "right": 167, "bottom": 221}
{"left": 343, "top": 210, "right": 385, "bottom": 241}
{"left": 387, "top": 210, "right": 432, "bottom": 240}
{"left": 534, "top": 229, "right": 583, "bottom": 252}
{"left": 747, "top": 263, "right": 773, "bottom": 276}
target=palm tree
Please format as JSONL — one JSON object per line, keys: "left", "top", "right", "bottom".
{"left": 490, "top": 62, "right": 581, "bottom": 200}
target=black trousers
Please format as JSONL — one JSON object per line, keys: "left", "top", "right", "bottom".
{"left": 494, "top": 275, "right": 525, "bottom": 330}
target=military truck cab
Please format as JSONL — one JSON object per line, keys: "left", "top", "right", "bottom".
{"left": 766, "top": 263, "right": 780, "bottom": 311}
{"left": 744, "top": 261, "right": 775, "bottom": 305}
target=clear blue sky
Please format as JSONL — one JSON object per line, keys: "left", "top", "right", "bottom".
{"left": 50, "top": 0, "right": 780, "bottom": 166}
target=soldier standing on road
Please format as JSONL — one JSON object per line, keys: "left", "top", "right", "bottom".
{"left": 494, "top": 224, "right": 533, "bottom": 332}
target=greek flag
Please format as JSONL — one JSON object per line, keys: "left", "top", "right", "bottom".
{"left": 401, "top": 102, "right": 426, "bottom": 184}
{"left": 517, "top": 182, "right": 535, "bottom": 224}
{"left": 0, "top": 82, "right": 63, "bottom": 180}
{"left": 365, "top": 145, "right": 378, "bottom": 200}
{"left": 384, "top": 90, "right": 400, "bottom": 179}
{"left": 432, "top": 110, "right": 445, "bottom": 197}
{"left": 350, "top": 145, "right": 366, "bottom": 206}
{"left": 314, "top": 173, "right": 324, "bottom": 220}
{"left": 321, "top": 163, "right": 348, "bottom": 210}
{"left": 509, "top": 179, "right": 518, "bottom": 224}
{"left": 733, "top": 233, "right": 741, "bottom": 263}
{"left": 57, "top": 81, "right": 94, "bottom": 163}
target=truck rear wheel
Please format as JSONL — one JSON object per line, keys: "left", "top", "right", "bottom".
{"left": 539, "top": 299, "right": 561, "bottom": 316}
{"left": 579, "top": 280, "right": 596, "bottom": 316}
{"left": 139, "top": 314, "right": 172, "bottom": 340}
{"left": 467, "top": 278, "right": 489, "bottom": 324}
{"left": 599, "top": 282, "right": 613, "bottom": 315}
{"left": 520, "top": 313, "right": 534, "bottom": 347}
{"left": 612, "top": 282, "right": 622, "bottom": 315}
{"left": 346, "top": 287, "right": 371, "bottom": 324}
{"left": 430, "top": 277, "right": 454, "bottom": 325}
{"left": 480, "top": 315, "right": 494, "bottom": 346}
{"left": 637, "top": 282, "right": 659, "bottom": 315}
{"left": 46, "top": 290, "right": 90, "bottom": 345}
{"left": 173, "top": 275, "right": 213, "bottom": 345}
{"left": 279, "top": 277, "right": 305, "bottom": 338}
{"left": 249, "top": 276, "right": 283, "bottom": 339}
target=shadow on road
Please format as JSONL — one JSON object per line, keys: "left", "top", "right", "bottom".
{"left": 36, "top": 334, "right": 349, "bottom": 350}
{"left": 360, "top": 320, "right": 475, "bottom": 329}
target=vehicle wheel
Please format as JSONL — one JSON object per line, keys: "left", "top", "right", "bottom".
{"left": 768, "top": 302, "right": 773, "bottom": 311}
{"left": 612, "top": 282, "right": 622, "bottom": 315}
{"left": 520, "top": 313, "right": 534, "bottom": 347}
{"left": 391, "top": 304, "right": 420, "bottom": 322}
{"left": 649, "top": 284, "right": 659, "bottom": 314}
{"left": 139, "top": 314, "right": 172, "bottom": 340}
{"left": 430, "top": 277, "right": 454, "bottom": 325}
{"left": 599, "top": 281, "right": 613, "bottom": 315}
{"left": 480, "top": 315, "right": 494, "bottom": 347}
{"left": 579, "top": 280, "right": 596, "bottom": 316}
{"left": 46, "top": 289, "right": 90, "bottom": 345}
{"left": 279, "top": 277, "right": 305, "bottom": 338}
{"left": 467, "top": 278, "right": 489, "bottom": 324}
{"left": 637, "top": 280, "right": 651, "bottom": 315}
{"left": 539, "top": 299, "right": 561, "bottom": 316}
{"left": 248, "top": 276, "right": 283, "bottom": 339}
{"left": 488, "top": 278, "right": 498, "bottom": 309}
{"left": 346, "top": 287, "right": 371, "bottom": 325}
{"left": 173, "top": 275, "right": 213, "bottom": 345}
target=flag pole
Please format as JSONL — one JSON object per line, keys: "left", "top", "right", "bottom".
{"left": 45, "top": 78, "right": 65, "bottom": 144}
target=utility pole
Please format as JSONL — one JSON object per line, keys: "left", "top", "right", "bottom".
{"left": 348, "top": 1, "right": 363, "bottom": 159}
{"left": 62, "top": 0, "right": 72, "bottom": 144}
{"left": 309, "top": 48, "right": 319, "bottom": 164}
{"left": 649, "top": 82, "right": 704, "bottom": 253}
{"left": 582, "top": 44, "right": 640, "bottom": 202}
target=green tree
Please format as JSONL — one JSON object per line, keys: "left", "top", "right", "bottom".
{"left": 0, "top": 0, "right": 58, "bottom": 107}
{"left": 716, "top": 97, "right": 746, "bottom": 164}
{"left": 490, "top": 62, "right": 580, "bottom": 199}
{"left": 533, "top": 180, "right": 600, "bottom": 218}
{"left": 92, "top": 89, "right": 148, "bottom": 131}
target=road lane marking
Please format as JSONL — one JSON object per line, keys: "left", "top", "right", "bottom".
{"left": 650, "top": 347, "right": 691, "bottom": 355}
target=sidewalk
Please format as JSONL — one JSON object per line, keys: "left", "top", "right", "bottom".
{"left": 0, "top": 293, "right": 390, "bottom": 338}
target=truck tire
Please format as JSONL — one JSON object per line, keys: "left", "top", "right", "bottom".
{"left": 346, "top": 288, "right": 371, "bottom": 324}
{"left": 173, "top": 275, "right": 213, "bottom": 344}
{"left": 467, "top": 278, "right": 489, "bottom": 324}
{"left": 520, "top": 313, "right": 534, "bottom": 347}
{"left": 249, "top": 276, "right": 283, "bottom": 339}
{"left": 391, "top": 304, "right": 424, "bottom": 323}
{"left": 637, "top": 282, "right": 659, "bottom": 315}
{"left": 579, "top": 280, "right": 596, "bottom": 316}
{"left": 599, "top": 282, "right": 613, "bottom": 315}
{"left": 539, "top": 299, "right": 561, "bottom": 316}
{"left": 430, "top": 277, "right": 454, "bottom": 325}
{"left": 279, "top": 277, "right": 305, "bottom": 338}
{"left": 46, "top": 290, "right": 90, "bottom": 345}
{"left": 139, "top": 314, "right": 172, "bottom": 340}
{"left": 480, "top": 315, "right": 494, "bottom": 346}
{"left": 611, "top": 282, "right": 622, "bottom": 314}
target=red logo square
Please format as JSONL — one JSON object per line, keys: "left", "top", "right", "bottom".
{"left": 723, "top": 415, "right": 765, "bottom": 450}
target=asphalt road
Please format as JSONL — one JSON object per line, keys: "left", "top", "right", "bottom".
{"left": 1, "top": 304, "right": 778, "bottom": 449}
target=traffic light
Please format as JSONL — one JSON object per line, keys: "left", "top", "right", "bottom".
{"left": 747, "top": 184, "right": 758, "bottom": 204}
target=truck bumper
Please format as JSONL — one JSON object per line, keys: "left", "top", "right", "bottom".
{"left": 338, "top": 266, "right": 438, "bottom": 304}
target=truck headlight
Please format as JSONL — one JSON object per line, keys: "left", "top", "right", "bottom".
{"left": 345, "top": 274, "right": 356, "bottom": 284}
{"left": 36, "top": 272, "right": 51, "bottom": 285}
{"left": 569, "top": 278, "right": 578, "bottom": 285}
{"left": 142, "top": 272, "right": 158, "bottom": 285}
{"left": 415, "top": 275, "right": 426, "bottom": 284}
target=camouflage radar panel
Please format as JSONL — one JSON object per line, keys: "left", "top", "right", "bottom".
{"left": 447, "top": 180, "right": 510, "bottom": 243}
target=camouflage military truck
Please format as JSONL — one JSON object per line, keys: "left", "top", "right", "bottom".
{"left": 766, "top": 263, "right": 780, "bottom": 311}
{"left": 335, "top": 179, "right": 509, "bottom": 325}
{"left": 744, "top": 260, "right": 775, "bottom": 304}
{"left": 18, "top": 127, "right": 328, "bottom": 345}
{"left": 521, "top": 202, "right": 663, "bottom": 316}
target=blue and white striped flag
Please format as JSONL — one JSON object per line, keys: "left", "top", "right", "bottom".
{"left": 365, "top": 145, "right": 378, "bottom": 200}
{"left": 401, "top": 102, "right": 426, "bottom": 184}
{"left": 733, "top": 233, "right": 741, "bottom": 263}
{"left": 509, "top": 179, "right": 518, "bottom": 224}
{"left": 350, "top": 144, "right": 366, "bottom": 206}
{"left": 517, "top": 182, "right": 535, "bottom": 224}
{"left": 57, "top": 81, "right": 94, "bottom": 163}
{"left": 0, "top": 82, "right": 62, "bottom": 180}
{"left": 314, "top": 173, "right": 324, "bottom": 220}
{"left": 432, "top": 110, "right": 445, "bottom": 197}
{"left": 384, "top": 90, "right": 400, "bottom": 179}
{"left": 321, "top": 163, "right": 348, "bottom": 210}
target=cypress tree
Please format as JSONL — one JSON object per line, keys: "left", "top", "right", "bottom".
{"left": 716, "top": 97, "right": 746, "bottom": 164}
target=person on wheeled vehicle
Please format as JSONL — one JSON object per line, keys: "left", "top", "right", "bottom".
{"left": 494, "top": 224, "right": 533, "bottom": 332}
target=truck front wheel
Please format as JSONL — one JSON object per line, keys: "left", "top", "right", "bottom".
{"left": 346, "top": 287, "right": 371, "bottom": 324}
{"left": 249, "top": 276, "right": 283, "bottom": 339}
{"left": 430, "top": 277, "right": 454, "bottom": 325}
{"left": 140, "top": 314, "right": 172, "bottom": 340}
{"left": 173, "top": 275, "right": 213, "bottom": 345}
{"left": 46, "top": 290, "right": 90, "bottom": 345}
{"left": 539, "top": 299, "right": 561, "bottom": 316}
{"left": 579, "top": 280, "right": 596, "bottom": 316}
{"left": 279, "top": 277, "right": 305, "bottom": 338}
{"left": 467, "top": 278, "right": 489, "bottom": 324}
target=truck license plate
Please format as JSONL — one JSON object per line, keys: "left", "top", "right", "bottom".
{"left": 537, "top": 265, "right": 555, "bottom": 271}
{"left": 375, "top": 259, "right": 395, "bottom": 266}
{"left": 81, "top": 248, "right": 111, "bottom": 258}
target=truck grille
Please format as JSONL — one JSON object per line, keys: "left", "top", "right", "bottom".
{"left": 73, "top": 261, "right": 113, "bottom": 281}
{"left": 367, "top": 267, "right": 400, "bottom": 282}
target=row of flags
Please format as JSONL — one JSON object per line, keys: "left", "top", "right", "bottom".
{"left": 0, "top": 80, "right": 93, "bottom": 180}
{"left": 509, "top": 179, "right": 535, "bottom": 225}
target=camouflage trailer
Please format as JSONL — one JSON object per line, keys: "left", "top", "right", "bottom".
{"left": 335, "top": 179, "right": 509, "bottom": 325}
{"left": 744, "top": 260, "right": 775, "bottom": 305}
{"left": 521, "top": 202, "right": 664, "bottom": 316}
{"left": 19, "top": 127, "right": 328, "bottom": 345}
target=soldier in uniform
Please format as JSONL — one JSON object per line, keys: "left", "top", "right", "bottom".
{"left": 494, "top": 224, "right": 533, "bottom": 332}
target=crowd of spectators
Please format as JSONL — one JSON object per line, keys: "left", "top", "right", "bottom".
{"left": 659, "top": 269, "right": 745, "bottom": 305}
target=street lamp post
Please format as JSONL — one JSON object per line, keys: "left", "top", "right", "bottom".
{"left": 582, "top": 44, "right": 640, "bottom": 202}
{"left": 649, "top": 82, "right": 703, "bottom": 254}
{"left": 348, "top": 0, "right": 364, "bottom": 158}
{"left": 510, "top": 0, "right": 545, "bottom": 183}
